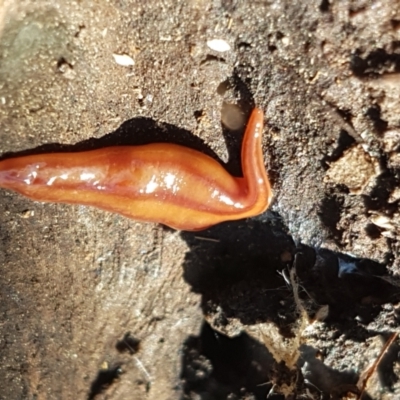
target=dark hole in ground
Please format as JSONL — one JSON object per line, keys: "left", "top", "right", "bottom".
{"left": 180, "top": 322, "right": 277, "bottom": 400}
{"left": 391, "top": 19, "right": 400, "bottom": 30}
{"left": 365, "top": 104, "right": 388, "bottom": 135}
{"left": 319, "top": 0, "right": 330, "bottom": 12}
{"left": 364, "top": 170, "right": 399, "bottom": 211}
{"left": 321, "top": 129, "right": 355, "bottom": 170}
{"left": 87, "top": 364, "right": 123, "bottom": 400}
{"left": 350, "top": 48, "right": 400, "bottom": 77}
{"left": 365, "top": 223, "right": 382, "bottom": 240}
{"left": 318, "top": 194, "right": 344, "bottom": 242}
{"left": 193, "top": 109, "right": 204, "bottom": 120}
{"left": 115, "top": 332, "right": 141, "bottom": 355}
{"left": 321, "top": 129, "right": 355, "bottom": 167}
{"left": 237, "top": 41, "right": 252, "bottom": 52}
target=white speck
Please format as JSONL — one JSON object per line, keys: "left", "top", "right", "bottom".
{"left": 23, "top": 171, "right": 38, "bottom": 185}
{"left": 47, "top": 176, "right": 57, "bottom": 186}
{"left": 60, "top": 173, "right": 69, "bottom": 180}
{"left": 164, "top": 173, "right": 180, "bottom": 194}
{"left": 219, "top": 195, "right": 234, "bottom": 206}
{"left": 211, "top": 189, "right": 219, "bottom": 198}
{"left": 80, "top": 172, "right": 96, "bottom": 181}
{"left": 96, "top": 185, "right": 107, "bottom": 190}
{"left": 258, "top": 178, "right": 263, "bottom": 184}
{"left": 113, "top": 53, "right": 135, "bottom": 67}
{"left": 256, "top": 123, "right": 261, "bottom": 128}
{"left": 1, "top": 97, "right": 5, "bottom": 105}
{"left": 254, "top": 133, "right": 259, "bottom": 138}
{"left": 207, "top": 39, "right": 231, "bottom": 52}
{"left": 281, "top": 37, "right": 290, "bottom": 46}
{"left": 146, "top": 94, "right": 153, "bottom": 103}
{"left": 217, "top": 193, "right": 244, "bottom": 208}
{"left": 164, "top": 173, "right": 175, "bottom": 189}
{"left": 145, "top": 176, "right": 158, "bottom": 194}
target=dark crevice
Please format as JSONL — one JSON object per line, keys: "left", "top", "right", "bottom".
{"left": 365, "top": 223, "right": 382, "bottom": 239}
{"left": 322, "top": 129, "right": 356, "bottom": 167}
{"left": 319, "top": 0, "right": 330, "bottom": 12}
{"left": 116, "top": 332, "right": 140, "bottom": 355}
{"left": 318, "top": 194, "right": 344, "bottom": 241}
{"left": 351, "top": 48, "right": 400, "bottom": 77}
{"left": 200, "top": 54, "right": 226, "bottom": 66}
{"left": 180, "top": 322, "right": 276, "bottom": 399}
{"left": 365, "top": 170, "right": 398, "bottom": 211}
{"left": 365, "top": 104, "right": 388, "bottom": 135}
{"left": 181, "top": 215, "right": 399, "bottom": 331}
{"left": 87, "top": 364, "right": 123, "bottom": 400}
{"left": 391, "top": 19, "right": 400, "bottom": 30}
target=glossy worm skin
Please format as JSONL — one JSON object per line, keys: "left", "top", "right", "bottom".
{"left": 0, "top": 108, "right": 272, "bottom": 230}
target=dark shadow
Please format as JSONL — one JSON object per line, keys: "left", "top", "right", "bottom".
{"left": 317, "top": 194, "right": 344, "bottom": 242}
{"left": 180, "top": 214, "right": 400, "bottom": 337}
{"left": 179, "top": 216, "right": 400, "bottom": 397}
{"left": 115, "top": 332, "right": 141, "bottom": 355}
{"left": 293, "top": 248, "right": 399, "bottom": 324}
{"left": 200, "top": 54, "right": 226, "bottom": 66}
{"left": 181, "top": 212, "right": 298, "bottom": 336}
{"left": 377, "top": 336, "right": 400, "bottom": 390}
{"left": 0, "top": 117, "right": 221, "bottom": 164}
{"left": 180, "top": 321, "right": 279, "bottom": 400}
{"left": 364, "top": 169, "right": 399, "bottom": 212}
{"left": 321, "top": 129, "right": 355, "bottom": 167}
{"left": 87, "top": 364, "right": 123, "bottom": 400}
{"left": 319, "top": 0, "right": 330, "bottom": 12}
{"left": 0, "top": 97, "right": 257, "bottom": 181}
{"left": 365, "top": 105, "right": 388, "bottom": 135}
{"left": 350, "top": 48, "right": 400, "bottom": 77}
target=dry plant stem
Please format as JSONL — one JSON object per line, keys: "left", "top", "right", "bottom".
{"left": 259, "top": 255, "right": 311, "bottom": 380}
{"left": 357, "top": 332, "right": 399, "bottom": 400}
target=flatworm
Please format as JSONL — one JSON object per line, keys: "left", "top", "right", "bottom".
{"left": 0, "top": 108, "right": 272, "bottom": 230}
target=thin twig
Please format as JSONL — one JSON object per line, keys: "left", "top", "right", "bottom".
{"left": 194, "top": 236, "right": 220, "bottom": 242}
{"left": 357, "top": 332, "right": 399, "bottom": 400}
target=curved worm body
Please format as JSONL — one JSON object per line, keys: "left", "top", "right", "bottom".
{"left": 0, "top": 108, "right": 272, "bottom": 230}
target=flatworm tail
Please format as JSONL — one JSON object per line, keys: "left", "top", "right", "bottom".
{"left": 241, "top": 108, "right": 273, "bottom": 215}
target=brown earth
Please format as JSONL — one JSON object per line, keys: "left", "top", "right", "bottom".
{"left": 1, "top": 1, "right": 400, "bottom": 399}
